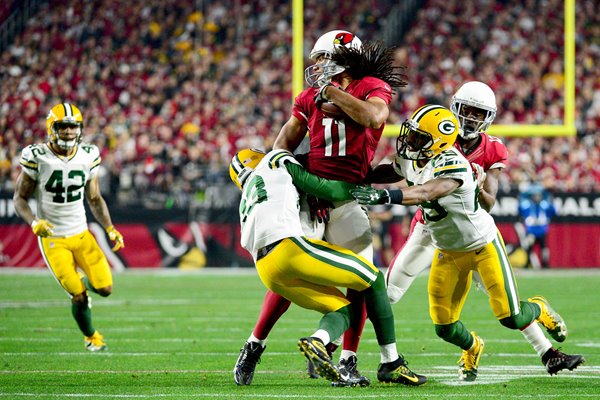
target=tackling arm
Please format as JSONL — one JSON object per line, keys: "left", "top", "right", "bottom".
{"left": 323, "top": 85, "right": 389, "bottom": 129}
{"left": 285, "top": 162, "right": 356, "bottom": 202}
{"left": 352, "top": 178, "right": 460, "bottom": 206}
{"left": 392, "top": 178, "right": 461, "bottom": 205}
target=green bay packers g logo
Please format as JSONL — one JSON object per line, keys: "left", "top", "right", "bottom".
{"left": 438, "top": 120, "right": 456, "bottom": 135}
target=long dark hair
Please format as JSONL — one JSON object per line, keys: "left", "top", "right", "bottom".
{"left": 332, "top": 40, "right": 407, "bottom": 91}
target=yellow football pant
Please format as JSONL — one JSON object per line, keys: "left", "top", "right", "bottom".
{"left": 256, "top": 237, "right": 379, "bottom": 314}
{"left": 428, "top": 231, "right": 521, "bottom": 325}
{"left": 38, "top": 230, "right": 113, "bottom": 296}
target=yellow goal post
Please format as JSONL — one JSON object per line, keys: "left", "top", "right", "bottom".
{"left": 292, "top": 0, "right": 576, "bottom": 138}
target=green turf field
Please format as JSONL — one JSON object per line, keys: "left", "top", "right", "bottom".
{"left": 1, "top": 268, "right": 599, "bottom": 399}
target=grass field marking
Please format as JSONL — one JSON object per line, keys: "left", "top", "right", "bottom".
{"left": 1, "top": 393, "right": 600, "bottom": 399}
{"left": 2, "top": 365, "right": 598, "bottom": 375}
{"left": 2, "top": 336, "right": 574, "bottom": 345}
{"left": 0, "top": 351, "right": 590, "bottom": 359}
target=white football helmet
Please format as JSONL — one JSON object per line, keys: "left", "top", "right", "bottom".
{"left": 304, "top": 30, "right": 362, "bottom": 88}
{"left": 450, "top": 81, "right": 497, "bottom": 140}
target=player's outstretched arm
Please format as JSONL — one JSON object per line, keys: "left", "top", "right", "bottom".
{"left": 285, "top": 162, "right": 356, "bottom": 203}
{"left": 352, "top": 178, "right": 461, "bottom": 206}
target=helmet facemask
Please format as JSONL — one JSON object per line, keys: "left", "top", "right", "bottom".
{"left": 450, "top": 81, "right": 497, "bottom": 140}
{"left": 50, "top": 120, "right": 83, "bottom": 151}
{"left": 397, "top": 120, "right": 435, "bottom": 161}
{"left": 46, "top": 103, "right": 84, "bottom": 151}
{"left": 229, "top": 148, "right": 266, "bottom": 190}
{"left": 304, "top": 55, "right": 346, "bottom": 88}
{"left": 451, "top": 102, "right": 495, "bottom": 140}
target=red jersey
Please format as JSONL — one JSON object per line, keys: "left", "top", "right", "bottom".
{"left": 413, "top": 132, "right": 508, "bottom": 224}
{"left": 291, "top": 76, "right": 393, "bottom": 183}
{"left": 455, "top": 133, "right": 507, "bottom": 170}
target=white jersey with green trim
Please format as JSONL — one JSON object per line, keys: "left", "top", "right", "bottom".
{"left": 19, "top": 143, "right": 101, "bottom": 237}
{"left": 393, "top": 147, "right": 497, "bottom": 251}
{"left": 239, "top": 150, "right": 305, "bottom": 259}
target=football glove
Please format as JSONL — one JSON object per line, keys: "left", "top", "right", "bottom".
{"left": 350, "top": 186, "right": 390, "bottom": 205}
{"left": 106, "top": 225, "right": 124, "bottom": 252}
{"left": 314, "top": 83, "right": 333, "bottom": 105}
{"left": 31, "top": 219, "right": 55, "bottom": 237}
{"left": 306, "top": 195, "right": 333, "bottom": 224}
{"left": 472, "top": 163, "right": 486, "bottom": 190}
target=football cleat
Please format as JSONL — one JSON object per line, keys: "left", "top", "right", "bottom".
{"left": 307, "top": 358, "right": 320, "bottom": 379}
{"left": 84, "top": 331, "right": 107, "bottom": 352}
{"left": 298, "top": 337, "right": 340, "bottom": 382}
{"left": 528, "top": 296, "right": 567, "bottom": 342}
{"left": 542, "top": 348, "right": 585, "bottom": 375}
{"left": 377, "top": 355, "right": 427, "bottom": 386}
{"left": 308, "top": 342, "right": 338, "bottom": 379}
{"left": 234, "top": 341, "right": 265, "bottom": 385}
{"left": 458, "top": 332, "right": 484, "bottom": 382}
{"left": 331, "top": 355, "right": 371, "bottom": 387}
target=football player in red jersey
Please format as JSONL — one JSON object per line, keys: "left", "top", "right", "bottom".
{"left": 233, "top": 30, "right": 408, "bottom": 386}
{"left": 384, "top": 81, "right": 582, "bottom": 375}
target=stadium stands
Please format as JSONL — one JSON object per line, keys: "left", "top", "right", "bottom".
{"left": 0, "top": 0, "right": 597, "bottom": 207}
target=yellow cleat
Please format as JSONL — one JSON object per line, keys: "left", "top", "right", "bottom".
{"left": 458, "top": 332, "right": 484, "bottom": 382}
{"left": 85, "top": 331, "right": 107, "bottom": 352}
{"left": 528, "top": 296, "right": 567, "bottom": 342}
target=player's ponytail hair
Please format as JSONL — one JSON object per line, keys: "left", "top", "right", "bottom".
{"left": 331, "top": 40, "right": 407, "bottom": 91}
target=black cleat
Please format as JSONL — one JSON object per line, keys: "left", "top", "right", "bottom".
{"left": 233, "top": 341, "right": 265, "bottom": 385}
{"left": 331, "top": 355, "right": 371, "bottom": 387}
{"left": 298, "top": 337, "right": 340, "bottom": 382}
{"left": 377, "top": 356, "right": 427, "bottom": 386}
{"left": 542, "top": 348, "right": 585, "bottom": 375}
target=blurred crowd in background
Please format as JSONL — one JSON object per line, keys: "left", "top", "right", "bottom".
{"left": 0, "top": 0, "right": 598, "bottom": 209}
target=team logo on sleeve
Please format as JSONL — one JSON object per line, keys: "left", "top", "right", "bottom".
{"left": 438, "top": 120, "right": 456, "bottom": 135}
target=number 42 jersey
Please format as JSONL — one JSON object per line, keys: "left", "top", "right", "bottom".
{"left": 19, "top": 143, "right": 101, "bottom": 237}
{"left": 393, "top": 147, "right": 497, "bottom": 251}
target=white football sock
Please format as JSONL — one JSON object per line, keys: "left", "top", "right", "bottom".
{"left": 248, "top": 334, "right": 266, "bottom": 348}
{"left": 311, "top": 329, "right": 331, "bottom": 345}
{"left": 521, "top": 323, "right": 552, "bottom": 357}
{"left": 380, "top": 343, "right": 399, "bottom": 364}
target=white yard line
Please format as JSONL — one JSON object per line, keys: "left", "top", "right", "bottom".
{"left": 1, "top": 392, "right": 599, "bottom": 399}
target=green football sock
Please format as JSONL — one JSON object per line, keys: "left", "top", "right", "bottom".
{"left": 319, "top": 305, "right": 352, "bottom": 342}
{"left": 435, "top": 321, "right": 473, "bottom": 350}
{"left": 499, "top": 300, "right": 540, "bottom": 329}
{"left": 364, "top": 272, "right": 396, "bottom": 345}
{"left": 71, "top": 297, "right": 95, "bottom": 337}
